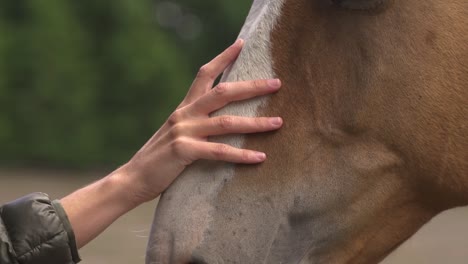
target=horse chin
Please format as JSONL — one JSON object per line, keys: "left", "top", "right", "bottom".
{"left": 331, "top": 0, "right": 390, "bottom": 10}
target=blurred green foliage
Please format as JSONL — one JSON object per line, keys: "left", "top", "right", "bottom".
{"left": 0, "top": 0, "right": 250, "bottom": 169}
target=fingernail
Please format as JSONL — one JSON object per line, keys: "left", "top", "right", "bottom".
{"left": 234, "top": 39, "right": 244, "bottom": 46}
{"left": 267, "top": 79, "right": 281, "bottom": 89}
{"left": 255, "top": 152, "right": 267, "bottom": 161}
{"left": 270, "top": 117, "right": 283, "bottom": 126}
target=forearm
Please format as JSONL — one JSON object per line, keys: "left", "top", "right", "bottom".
{"left": 59, "top": 40, "right": 283, "bottom": 250}
{"left": 60, "top": 168, "right": 140, "bottom": 249}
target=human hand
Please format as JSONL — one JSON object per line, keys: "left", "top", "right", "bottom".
{"left": 117, "top": 39, "right": 283, "bottom": 205}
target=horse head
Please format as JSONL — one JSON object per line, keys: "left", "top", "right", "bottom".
{"left": 147, "top": 0, "right": 468, "bottom": 263}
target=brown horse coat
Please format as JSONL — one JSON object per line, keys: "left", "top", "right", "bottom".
{"left": 147, "top": 1, "right": 467, "bottom": 263}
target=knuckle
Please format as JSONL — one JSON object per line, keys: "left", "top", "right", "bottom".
{"left": 171, "top": 138, "right": 187, "bottom": 156}
{"left": 253, "top": 80, "right": 263, "bottom": 89}
{"left": 197, "top": 64, "right": 212, "bottom": 78}
{"left": 218, "top": 116, "right": 234, "bottom": 130}
{"left": 213, "top": 144, "right": 230, "bottom": 158}
{"left": 213, "top": 83, "right": 228, "bottom": 96}
{"left": 256, "top": 117, "right": 268, "bottom": 128}
{"left": 169, "top": 123, "right": 186, "bottom": 139}
{"left": 241, "top": 150, "right": 251, "bottom": 162}
{"left": 168, "top": 110, "right": 183, "bottom": 126}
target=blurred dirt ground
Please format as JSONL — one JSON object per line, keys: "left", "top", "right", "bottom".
{"left": 0, "top": 168, "right": 467, "bottom": 264}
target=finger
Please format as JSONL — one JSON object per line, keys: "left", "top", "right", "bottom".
{"left": 190, "top": 141, "right": 267, "bottom": 164}
{"left": 191, "top": 79, "right": 282, "bottom": 115}
{"left": 187, "top": 116, "right": 283, "bottom": 137}
{"left": 183, "top": 39, "right": 244, "bottom": 105}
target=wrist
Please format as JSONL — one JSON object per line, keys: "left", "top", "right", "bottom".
{"left": 109, "top": 164, "right": 154, "bottom": 208}
{"left": 61, "top": 168, "right": 140, "bottom": 248}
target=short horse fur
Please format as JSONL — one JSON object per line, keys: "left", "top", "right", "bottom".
{"left": 147, "top": 0, "right": 468, "bottom": 263}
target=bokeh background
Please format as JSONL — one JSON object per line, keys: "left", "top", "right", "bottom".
{"left": 0, "top": 1, "right": 466, "bottom": 263}
{"left": 0, "top": 0, "right": 249, "bottom": 169}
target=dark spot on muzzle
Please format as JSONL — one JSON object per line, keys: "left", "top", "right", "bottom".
{"left": 188, "top": 257, "right": 208, "bottom": 264}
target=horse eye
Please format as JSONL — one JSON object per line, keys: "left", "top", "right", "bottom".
{"left": 331, "top": 0, "right": 387, "bottom": 10}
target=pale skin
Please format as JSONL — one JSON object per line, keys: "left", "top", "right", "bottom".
{"left": 61, "top": 39, "right": 283, "bottom": 249}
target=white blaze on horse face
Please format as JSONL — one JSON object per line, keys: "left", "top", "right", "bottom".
{"left": 216, "top": 0, "right": 285, "bottom": 141}
{"left": 146, "top": 0, "right": 285, "bottom": 263}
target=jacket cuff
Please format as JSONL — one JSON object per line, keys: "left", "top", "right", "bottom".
{"left": 1, "top": 193, "right": 81, "bottom": 264}
{"left": 52, "top": 200, "right": 81, "bottom": 263}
